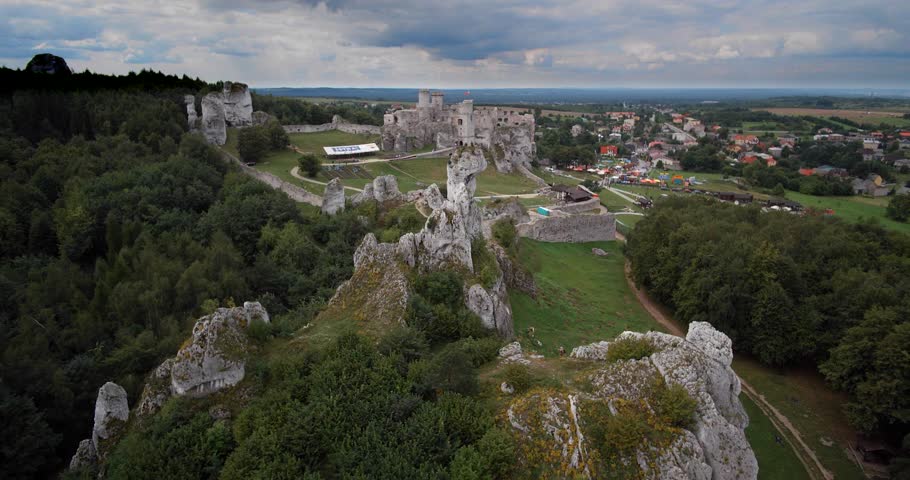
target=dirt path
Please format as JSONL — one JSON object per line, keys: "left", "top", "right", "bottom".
{"left": 616, "top": 232, "right": 832, "bottom": 480}
{"left": 290, "top": 166, "right": 363, "bottom": 192}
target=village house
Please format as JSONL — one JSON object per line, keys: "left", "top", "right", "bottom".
{"left": 600, "top": 145, "right": 618, "bottom": 156}
{"left": 733, "top": 134, "right": 759, "bottom": 147}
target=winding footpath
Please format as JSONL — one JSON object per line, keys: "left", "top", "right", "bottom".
{"left": 290, "top": 166, "right": 363, "bottom": 192}
{"left": 616, "top": 231, "right": 832, "bottom": 480}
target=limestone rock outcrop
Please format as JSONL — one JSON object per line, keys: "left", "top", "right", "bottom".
{"left": 69, "top": 381, "right": 129, "bottom": 469}
{"left": 326, "top": 147, "right": 514, "bottom": 338}
{"left": 194, "top": 80, "right": 255, "bottom": 145}
{"left": 185, "top": 95, "right": 199, "bottom": 131}
{"left": 169, "top": 302, "right": 269, "bottom": 397}
{"left": 201, "top": 92, "right": 227, "bottom": 145}
{"left": 322, "top": 178, "right": 346, "bottom": 215}
{"left": 351, "top": 175, "right": 403, "bottom": 205}
{"left": 222, "top": 81, "right": 253, "bottom": 127}
{"left": 508, "top": 322, "right": 757, "bottom": 480}
{"left": 135, "top": 302, "right": 269, "bottom": 418}
{"left": 92, "top": 382, "right": 130, "bottom": 451}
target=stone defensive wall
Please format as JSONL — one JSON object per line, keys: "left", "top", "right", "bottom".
{"left": 283, "top": 122, "right": 381, "bottom": 135}
{"left": 547, "top": 198, "right": 601, "bottom": 214}
{"left": 517, "top": 213, "right": 616, "bottom": 243}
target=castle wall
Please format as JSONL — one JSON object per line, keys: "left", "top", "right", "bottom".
{"left": 517, "top": 213, "right": 616, "bottom": 243}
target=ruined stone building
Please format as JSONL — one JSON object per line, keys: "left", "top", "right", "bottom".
{"left": 381, "top": 89, "right": 537, "bottom": 172}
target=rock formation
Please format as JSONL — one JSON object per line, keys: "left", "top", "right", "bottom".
{"left": 325, "top": 147, "right": 514, "bottom": 337}
{"left": 69, "top": 382, "right": 130, "bottom": 469}
{"left": 191, "top": 81, "right": 254, "bottom": 145}
{"left": 511, "top": 322, "right": 758, "bottom": 479}
{"left": 351, "top": 175, "right": 404, "bottom": 205}
{"left": 201, "top": 92, "right": 227, "bottom": 145}
{"left": 322, "top": 178, "right": 346, "bottom": 215}
{"left": 185, "top": 95, "right": 199, "bottom": 131}
{"left": 26, "top": 53, "right": 72, "bottom": 75}
{"left": 222, "top": 81, "right": 253, "bottom": 127}
{"left": 136, "top": 302, "right": 269, "bottom": 417}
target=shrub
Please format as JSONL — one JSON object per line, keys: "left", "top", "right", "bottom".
{"left": 408, "top": 345, "right": 478, "bottom": 397}
{"left": 652, "top": 380, "right": 697, "bottom": 429}
{"left": 246, "top": 319, "right": 272, "bottom": 344}
{"left": 491, "top": 218, "right": 516, "bottom": 249}
{"left": 449, "top": 428, "right": 515, "bottom": 480}
{"left": 502, "top": 363, "right": 533, "bottom": 394}
{"left": 605, "top": 337, "right": 656, "bottom": 362}
{"left": 297, "top": 153, "right": 321, "bottom": 178}
{"left": 413, "top": 271, "right": 464, "bottom": 309}
{"left": 471, "top": 237, "right": 499, "bottom": 289}
{"left": 886, "top": 194, "right": 910, "bottom": 222}
{"left": 378, "top": 325, "right": 429, "bottom": 363}
{"left": 452, "top": 337, "right": 501, "bottom": 367}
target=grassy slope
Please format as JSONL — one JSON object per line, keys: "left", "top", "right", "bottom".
{"left": 733, "top": 357, "right": 864, "bottom": 479}
{"left": 511, "top": 240, "right": 661, "bottom": 357}
{"left": 785, "top": 190, "right": 910, "bottom": 234}
{"left": 289, "top": 130, "right": 381, "bottom": 155}
{"left": 741, "top": 395, "right": 811, "bottom": 480}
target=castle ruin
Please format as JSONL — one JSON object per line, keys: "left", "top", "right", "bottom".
{"left": 381, "top": 90, "right": 537, "bottom": 173}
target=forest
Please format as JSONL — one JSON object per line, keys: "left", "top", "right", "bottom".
{"left": 626, "top": 197, "right": 910, "bottom": 448}
{"left": 0, "top": 67, "right": 513, "bottom": 479}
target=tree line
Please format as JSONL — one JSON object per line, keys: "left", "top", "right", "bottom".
{"left": 626, "top": 197, "right": 910, "bottom": 449}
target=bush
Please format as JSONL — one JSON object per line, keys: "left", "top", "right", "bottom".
{"left": 449, "top": 428, "right": 515, "bottom": 480}
{"left": 491, "top": 218, "right": 517, "bottom": 249}
{"left": 452, "top": 337, "right": 501, "bottom": 367}
{"left": 246, "top": 319, "right": 272, "bottom": 344}
{"left": 409, "top": 345, "right": 478, "bottom": 397}
{"left": 471, "top": 238, "right": 499, "bottom": 289}
{"left": 378, "top": 325, "right": 429, "bottom": 363}
{"left": 605, "top": 337, "right": 656, "bottom": 362}
{"left": 501, "top": 363, "right": 532, "bottom": 394}
{"left": 652, "top": 379, "right": 697, "bottom": 429}
{"left": 413, "top": 271, "right": 464, "bottom": 309}
{"left": 297, "top": 153, "right": 321, "bottom": 178}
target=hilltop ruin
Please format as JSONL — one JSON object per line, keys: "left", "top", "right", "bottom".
{"left": 382, "top": 89, "right": 537, "bottom": 173}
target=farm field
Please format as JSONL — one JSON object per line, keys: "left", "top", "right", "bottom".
{"left": 511, "top": 240, "right": 661, "bottom": 357}
{"left": 755, "top": 107, "right": 910, "bottom": 127}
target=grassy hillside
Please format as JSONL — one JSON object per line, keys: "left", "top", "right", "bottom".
{"left": 511, "top": 240, "right": 661, "bottom": 356}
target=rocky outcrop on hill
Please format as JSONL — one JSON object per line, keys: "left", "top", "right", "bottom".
{"left": 351, "top": 175, "right": 404, "bottom": 205}
{"left": 69, "top": 382, "right": 130, "bottom": 469}
{"left": 26, "top": 53, "right": 72, "bottom": 75}
{"left": 326, "top": 147, "right": 515, "bottom": 337}
{"left": 201, "top": 92, "right": 227, "bottom": 145}
{"left": 322, "top": 178, "right": 345, "bottom": 215}
{"left": 185, "top": 95, "right": 199, "bottom": 131}
{"left": 193, "top": 81, "right": 255, "bottom": 145}
{"left": 222, "top": 81, "right": 253, "bottom": 127}
{"left": 509, "top": 322, "right": 757, "bottom": 479}
{"left": 136, "top": 302, "right": 269, "bottom": 418}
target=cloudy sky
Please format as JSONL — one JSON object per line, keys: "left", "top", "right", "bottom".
{"left": 2, "top": 0, "right": 908, "bottom": 88}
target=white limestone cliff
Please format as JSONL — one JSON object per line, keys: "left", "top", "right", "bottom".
{"left": 322, "top": 177, "right": 346, "bottom": 215}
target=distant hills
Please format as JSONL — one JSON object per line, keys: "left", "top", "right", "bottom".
{"left": 255, "top": 87, "right": 910, "bottom": 104}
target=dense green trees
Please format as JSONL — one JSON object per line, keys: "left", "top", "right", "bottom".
{"left": 251, "top": 93, "right": 384, "bottom": 126}
{"left": 887, "top": 194, "right": 910, "bottom": 222}
{"left": 237, "top": 120, "right": 289, "bottom": 163}
{"left": 626, "top": 197, "right": 910, "bottom": 435}
{"left": 0, "top": 82, "right": 373, "bottom": 476}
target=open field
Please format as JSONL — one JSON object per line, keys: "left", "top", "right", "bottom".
{"left": 785, "top": 191, "right": 910, "bottom": 234}
{"left": 733, "top": 357, "right": 865, "bottom": 480}
{"left": 755, "top": 107, "right": 910, "bottom": 127}
{"left": 288, "top": 130, "right": 381, "bottom": 155}
{"left": 742, "top": 395, "right": 810, "bottom": 480}
{"left": 511, "top": 240, "right": 662, "bottom": 357}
